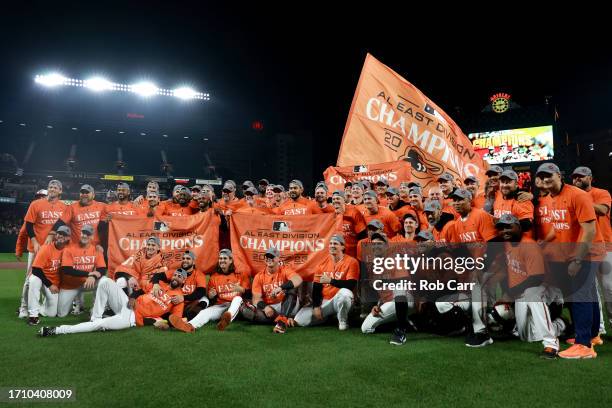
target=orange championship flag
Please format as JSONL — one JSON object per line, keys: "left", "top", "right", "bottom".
{"left": 337, "top": 53, "right": 488, "bottom": 192}
{"left": 229, "top": 213, "right": 340, "bottom": 281}
{"left": 107, "top": 211, "right": 220, "bottom": 276}
{"left": 323, "top": 160, "right": 411, "bottom": 192}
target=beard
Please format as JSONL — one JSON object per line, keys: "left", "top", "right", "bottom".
{"left": 170, "top": 279, "right": 180, "bottom": 289}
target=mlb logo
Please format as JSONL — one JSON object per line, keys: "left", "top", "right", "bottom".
{"left": 153, "top": 221, "right": 170, "bottom": 232}
{"left": 353, "top": 165, "right": 368, "bottom": 173}
{"left": 272, "top": 221, "right": 290, "bottom": 232}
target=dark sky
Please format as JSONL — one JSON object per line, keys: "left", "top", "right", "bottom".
{"left": 2, "top": 3, "right": 611, "bottom": 172}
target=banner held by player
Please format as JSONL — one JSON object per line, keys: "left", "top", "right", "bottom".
{"left": 323, "top": 160, "right": 411, "bottom": 192}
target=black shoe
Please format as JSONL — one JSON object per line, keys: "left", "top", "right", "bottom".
{"left": 27, "top": 317, "right": 40, "bottom": 326}
{"left": 102, "top": 307, "right": 115, "bottom": 318}
{"left": 465, "top": 332, "right": 493, "bottom": 347}
{"left": 540, "top": 347, "right": 558, "bottom": 359}
{"left": 389, "top": 328, "right": 407, "bottom": 345}
{"left": 38, "top": 326, "right": 56, "bottom": 337}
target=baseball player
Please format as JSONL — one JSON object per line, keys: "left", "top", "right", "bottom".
{"left": 495, "top": 213, "right": 565, "bottom": 359}
{"left": 158, "top": 185, "right": 196, "bottom": 216}
{"left": 274, "top": 180, "right": 323, "bottom": 215}
{"left": 331, "top": 190, "right": 367, "bottom": 258}
{"left": 18, "top": 180, "right": 67, "bottom": 318}
{"left": 423, "top": 200, "right": 454, "bottom": 242}
{"left": 391, "top": 212, "right": 419, "bottom": 242}
{"left": 387, "top": 187, "right": 415, "bottom": 221}
{"left": 241, "top": 247, "right": 303, "bottom": 334}
{"left": 57, "top": 224, "right": 107, "bottom": 317}
{"left": 100, "top": 183, "right": 142, "bottom": 219}
{"left": 407, "top": 187, "right": 429, "bottom": 228}
{"left": 351, "top": 182, "right": 365, "bottom": 206}
{"left": 374, "top": 178, "right": 389, "bottom": 206}
{"left": 258, "top": 178, "right": 270, "bottom": 199}
{"left": 143, "top": 191, "right": 162, "bottom": 217}
{"left": 214, "top": 180, "right": 242, "bottom": 215}
{"left": 169, "top": 249, "right": 251, "bottom": 333}
{"left": 113, "top": 236, "right": 169, "bottom": 295}
{"left": 294, "top": 235, "right": 358, "bottom": 330}
{"left": 571, "top": 166, "right": 612, "bottom": 331}
{"left": 314, "top": 182, "right": 335, "bottom": 213}
{"left": 133, "top": 180, "right": 160, "bottom": 209}
{"left": 361, "top": 191, "right": 401, "bottom": 238}
{"left": 464, "top": 176, "right": 486, "bottom": 209}
{"left": 343, "top": 181, "right": 353, "bottom": 203}
{"left": 235, "top": 187, "right": 274, "bottom": 215}
{"left": 38, "top": 269, "right": 187, "bottom": 337}
{"left": 536, "top": 163, "right": 603, "bottom": 359}
{"left": 493, "top": 170, "right": 534, "bottom": 234}
{"left": 26, "top": 225, "right": 71, "bottom": 324}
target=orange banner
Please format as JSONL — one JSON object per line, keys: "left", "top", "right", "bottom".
{"left": 229, "top": 213, "right": 340, "bottom": 281}
{"left": 108, "top": 212, "right": 220, "bottom": 275}
{"left": 323, "top": 160, "right": 411, "bottom": 192}
{"left": 337, "top": 53, "right": 488, "bottom": 192}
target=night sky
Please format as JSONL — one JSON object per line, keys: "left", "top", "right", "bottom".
{"left": 2, "top": 3, "right": 611, "bottom": 174}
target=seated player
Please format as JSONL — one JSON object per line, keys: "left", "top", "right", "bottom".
{"left": 241, "top": 247, "right": 303, "bottom": 334}
{"left": 26, "top": 226, "right": 71, "bottom": 324}
{"left": 294, "top": 235, "right": 358, "bottom": 330}
{"left": 170, "top": 249, "right": 251, "bottom": 333}
{"left": 38, "top": 269, "right": 187, "bottom": 336}
{"left": 113, "top": 236, "right": 169, "bottom": 295}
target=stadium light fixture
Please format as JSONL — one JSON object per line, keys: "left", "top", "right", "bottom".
{"left": 84, "top": 76, "right": 114, "bottom": 92}
{"left": 34, "top": 73, "right": 210, "bottom": 100}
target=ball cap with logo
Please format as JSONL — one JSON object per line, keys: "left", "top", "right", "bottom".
{"left": 265, "top": 247, "right": 281, "bottom": 258}
{"left": 449, "top": 188, "right": 473, "bottom": 201}
{"left": 147, "top": 236, "right": 161, "bottom": 247}
{"left": 81, "top": 224, "right": 95, "bottom": 235}
{"left": 80, "top": 184, "right": 95, "bottom": 194}
{"left": 329, "top": 234, "right": 345, "bottom": 246}
{"left": 495, "top": 213, "right": 520, "bottom": 227}
{"left": 56, "top": 225, "right": 71, "bottom": 236}
{"left": 485, "top": 165, "right": 503, "bottom": 176}
{"left": 571, "top": 166, "right": 592, "bottom": 177}
{"left": 536, "top": 163, "right": 561, "bottom": 176}
{"left": 500, "top": 170, "right": 518, "bottom": 181}
{"left": 437, "top": 172, "right": 454, "bottom": 182}
{"left": 367, "top": 219, "right": 385, "bottom": 230}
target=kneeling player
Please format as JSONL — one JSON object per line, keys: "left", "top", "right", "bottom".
{"left": 496, "top": 214, "right": 565, "bottom": 358}
{"left": 170, "top": 249, "right": 251, "bottom": 332}
{"left": 295, "top": 235, "right": 357, "bottom": 330}
{"left": 241, "top": 247, "right": 303, "bottom": 334}
{"left": 38, "top": 269, "right": 187, "bottom": 336}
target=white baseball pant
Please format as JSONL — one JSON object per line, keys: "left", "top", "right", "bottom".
{"left": 27, "top": 274, "right": 58, "bottom": 318}
{"left": 514, "top": 286, "right": 563, "bottom": 350}
{"left": 361, "top": 290, "right": 414, "bottom": 333}
{"left": 18, "top": 252, "right": 36, "bottom": 316}
{"left": 188, "top": 296, "right": 243, "bottom": 329}
{"left": 294, "top": 288, "right": 353, "bottom": 327}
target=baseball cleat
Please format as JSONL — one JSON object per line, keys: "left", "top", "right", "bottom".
{"left": 153, "top": 319, "right": 170, "bottom": 330}
{"left": 558, "top": 344, "right": 597, "bottom": 359}
{"left": 169, "top": 315, "right": 194, "bottom": 333}
{"left": 338, "top": 321, "right": 349, "bottom": 331}
{"left": 273, "top": 322, "right": 287, "bottom": 334}
{"left": 38, "top": 326, "right": 56, "bottom": 337}
{"left": 27, "top": 317, "right": 40, "bottom": 326}
{"left": 216, "top": 311, "right": 232, "bottom": 331}
{"left": 18, "top": 310, "right": 28, "bottom": 319}
{"left": 540, "top": 347, "right": 558, "bottom": 359}
{"left": 465, "top": 332, "right": 493, "bottom": 347}
{"left": 389, "top": 328, "right": 407, "bottom": 345}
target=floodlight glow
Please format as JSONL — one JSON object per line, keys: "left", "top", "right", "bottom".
{"left": 130, "top": 82, "right": 158, "bottom": 97}
{"left": 35, "top": 73, "right": 69, "bottom": 87}
{"left": 34, "top": 73, "right": 210, "bottom": 101}
{"left": 84, "top": 77, "right": 113, "bottom": 92}
{"left": 173, "top": 87, "right": 197, "bottom": 100}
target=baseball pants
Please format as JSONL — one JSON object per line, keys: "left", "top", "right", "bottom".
{"left": 18, "top": 252, "right": 36, "bottom": 316}
{"left": 27, "top": 274, "right": 58, "bottom": 318}
{"left": 362, "top": 290, "right": 414, "bottom": 333}
{"left": 294, "top": 288, "right": 353, "bottom": 327}
{"left": 189, "top": 297, "right": 243, "bottom": 329}
{"left": 57, "top": 284, "right": 96, "bottom": 318}
{"left": 596, "top": 251, "right": 612, "bottom": 332}
{"left": 514, "top": 286, "right": 563, "bottom": 350}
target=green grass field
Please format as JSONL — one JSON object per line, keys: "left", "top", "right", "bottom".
{"left": 1, "top": 258, "right": 611, "bottom": 407}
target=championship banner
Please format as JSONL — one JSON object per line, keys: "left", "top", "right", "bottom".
{"left": 337, "top": 53, "right": 489, "bottom": 191}
{"left": 230, "top": 213, "right": 340, "bottom": 281}
{"left": 323, "top": 160, "right": 411, "bottom": 192}
{"left": 107, "top": 211, "right": 220, "bottom": 275}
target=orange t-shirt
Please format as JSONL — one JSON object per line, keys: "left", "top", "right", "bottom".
{"left": 447, "top": 208, "right": 497, "bottom": 244}
{"left": 15, "top": 223, "right": 29, "bottom": 256}
{"left": 163, "top": 268, "right": 207, "bottom": 298}
{"left": 24, "top": 198, "right": 68, "bottom": 248}
{"left": 432, "top": 220, "right": 455, "bottom": 243}
{"left": 252, "top": 265, "right": 296, "bottom": 305}
{"left": 337, "top": 205, "right": 367, "bottom": 257}
{"left": 391, "top": 235, "right": 416, "bottom": 243}
{"left": 32, "top": 243, "right": 64, "bottom": 286}
{"left": 549, "top": 184, "right": 604, "bottom": 260}
{"left": 158, "top": 200, "right": 197, "bottom": 217}
{"left": 101, "top": 201, "right": 144, "bottom": 218}
{"left": 213, "top": 197, "right": 244, "bottom": 214}
{"left": 362, "top": 206, "right": 401, "bottom": 238}
{"left": 274, "top": 196, "right": 323, "bottom": 216}
{"left": 472, "top": 194, "right": 486, "bottom": 209}
{"left": 392, "top": 205, "right": 417, "bottom": 224}
{"left": 114, "top": 250, "right": 167, "bottom": 291}
{"left": 235, "top": 205, "right": 274, "bottom": 215}
{"left": 208, "top": 270, "right": 251, "bottom": 304}
{"left": 505, "top": 237, "right": 546, "bottom": 289}
{"left": 493, "top": 196, "right": 534, "bottom": 220}
{"left": 589, "top": 187, "right": 612, "bottom": 244}
{"left": 60, "top": 243, "right": 106, "bottom": 289}
{"left": 61, "top": 200, "right": 106, "bottom": 245}
{"left": 134, "top": 281, "right": 184, "bottom": 326}
{"left": 315, "top": 254, "right": 359, "bottom": 300}
{"left": 535, "top": 195, "right": 554, "bottom": 241}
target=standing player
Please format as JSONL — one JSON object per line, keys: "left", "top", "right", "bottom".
{"left": 571, "top": 166, "right": 612, "bottom": 330}
{"left": 242, "top": 248, "right": 303, "bottom": 334}
{"left": 314, "top": 182, "right": 335, "bottom": 213}
{"left": 374, "top": 178, "right": 389, "bottom": 206}
{"left": 169, "top": 249, "right": 251, "bottom": 333}
{"left": 38, "top": 269, "right": 187, "bottom": 336}
{"left": 536, "top": 163, "right": 603, "bottom": 359}
{"left": 407, "top": 187, "right": 429, "bottom": 228}
{"left": 101, "top": 183, "right": 141, "bottom": 218}
{"left": 158, "top": 186, "right": 196, "bottom": 216}
{"left": 361, "top": 191, "right": 400, "bottom": 238}
{"left": 493, "top": 170, "right": 534, "bottom": 235}
{"left": 19, "top": 180, "right": 67, "bottom": 318}
{"left": 464, "top": 176, "right": 486, "bottom": 209}
{"left": 387, "top": 187, "right": 414, "bottom": 221}
{"left": 235, "top": 187, "right": 274, "bottom": 215}
{"left": 423, "top": 200, "right": 454, "bottom": 242}
{"left": 274, "top": 180, "right": 323, "bottom": 215}
{"left": 351, "top": 182, "right": 365, "bottom": 206}
{"left": 57, "top": 224, "right": 107, "bottom": 317}
{"left": 294, "top": 235, "right": 358, "bottom": 330}
{"left": 26, "top": 226, "right": 71, "bottom": 324}
{"left": 331, "top": 190, "right": 367, "bottom": 258}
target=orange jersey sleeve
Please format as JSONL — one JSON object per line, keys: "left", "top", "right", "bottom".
{"left": 32, "top": 243, "right": 63, "bottom": 286}
{"left": 15, "top": 223, "right": 29, "bottom": 256}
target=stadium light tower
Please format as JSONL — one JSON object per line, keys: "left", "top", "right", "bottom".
{"left": 34, "top": 72, "right": 210, "bottom": 100}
